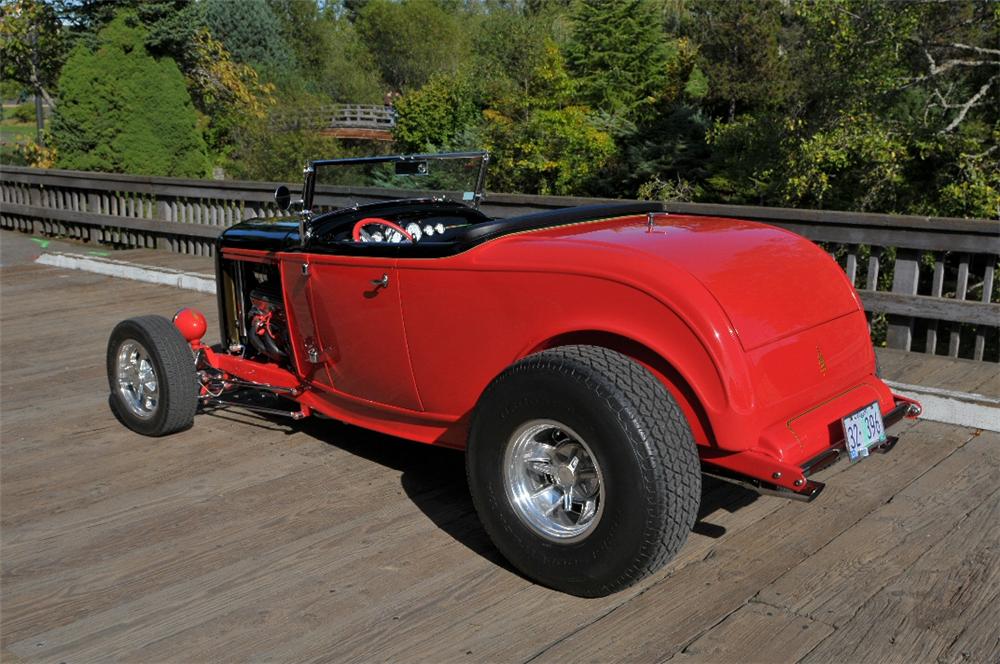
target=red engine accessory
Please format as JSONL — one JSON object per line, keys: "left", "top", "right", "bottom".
{"left": 173, "top": 307, "right": 208, "bottom": 346}
{"left": 248, "top": 290, "right": 289, "bottom": 362}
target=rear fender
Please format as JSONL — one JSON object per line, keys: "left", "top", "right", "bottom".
{"left": 529, "top": 331, "right": 718, "bottom": 448}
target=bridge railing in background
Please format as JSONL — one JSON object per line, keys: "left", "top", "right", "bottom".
{"left": 2, "top": 166, "right": 997, "bottom": 362}
{"left": 270, "top": 104, "right": 395, "bottom": 132}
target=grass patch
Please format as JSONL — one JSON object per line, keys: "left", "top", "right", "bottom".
{"left": 0, "top": 121, "right": 35, "bottom": 144}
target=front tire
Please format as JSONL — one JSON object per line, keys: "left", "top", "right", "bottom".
{"left": 467, "top": 345, "right": 701, "bottom": 597}
{"left": 107, "top": 315, "right": 198, "bottom": 436}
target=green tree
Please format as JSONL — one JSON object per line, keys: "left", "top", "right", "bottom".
{"left": 481, "top": 40, "right": 615, "bottom": 195}
{"left": 393, "top": 72, "right": 478, "bottom": 152}
{"left": 355, "top": 0, "right": 468, "bottom": 91}
{"left": 483, "top": 104, "right": 615, "bottom": 195}
{"left": 0, "top": 0, "right": 66, "bottom": 109}
{"left": 186, "top": 28, "right": 276, "bottom": 163}
{"left": 472, "top": 8, "right": 554, "bottom": 99}
{"left": 565, "top": 0, "right": 670, "bottom": 119}
{"left": 204, "top": 0, "right": 293, "bottom": 72}
{"left": 267, "top": 1, "right": 385, "bottom": 103}
{"left": 690, "top": 0, "right": 998, "bottom": 218}
{"left": 689, "top": 0, "right": 790, "bottom": 120}
{"left": 781, "top": 0, "right": 998, "bottom": 216}
{"left": 49, "top": 12, "right": 209, "bottom": 177}
{"left": 593, "top": 36, "right": 710, "bottom": 198}
{"left": 53, "top": 0, "right": 205, "bottom": 65}
{"left": 316, "top": 18, "right": 385, "bottom": 103}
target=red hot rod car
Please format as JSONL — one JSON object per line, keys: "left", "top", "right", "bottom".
{"left": 107, "top": 151, "right": 920, "bottom": 597}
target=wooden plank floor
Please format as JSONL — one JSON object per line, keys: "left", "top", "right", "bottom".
{"left": 1, "top": 244, "right": 998, "bottom": 663}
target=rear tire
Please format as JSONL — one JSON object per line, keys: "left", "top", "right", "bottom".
{"left": 107, "top": 315, "right": 198, "bottom": 436}
{"left": 467, "top": 345, "right": 701, "bottom": 597}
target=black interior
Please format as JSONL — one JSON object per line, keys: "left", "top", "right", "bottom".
{"left": 308, "top": 199, "right": 665, "bottom": 258}
{"left": 218, "top": 200, "right": 665, "bottom": 258}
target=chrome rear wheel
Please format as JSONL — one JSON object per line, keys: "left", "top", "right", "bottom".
{"left": 467, "top": 345, "right": 701, "bottom": 597}
{"left": 503, "top": 420, "right": 604, "bottom": 542}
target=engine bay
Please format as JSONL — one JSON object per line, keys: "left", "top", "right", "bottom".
{"left": 218, "top": 258, "right": 293, "bottom": 367}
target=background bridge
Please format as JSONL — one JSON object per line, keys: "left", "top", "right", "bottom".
{"left": 270, "top": 103, "right": 396, "bottom": 141}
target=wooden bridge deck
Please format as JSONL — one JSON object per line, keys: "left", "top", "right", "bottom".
{"left": 1, "top": 235, "right": 998, "bottom": 663}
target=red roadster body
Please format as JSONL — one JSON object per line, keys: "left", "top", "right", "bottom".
{"left": 108, "top": 152, "right": 919, "bottom": 596}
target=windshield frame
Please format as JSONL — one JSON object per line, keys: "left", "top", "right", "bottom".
{"left": 302, "top": 150, "right": 490, "bottom": 214}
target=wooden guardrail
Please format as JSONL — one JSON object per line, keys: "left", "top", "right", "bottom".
{"left": 1, "top": 166, "right": 997, "bottom": 362}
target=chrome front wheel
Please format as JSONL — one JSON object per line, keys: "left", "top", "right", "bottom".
{"left": 107, "top": 316, "right": 198, "bottom": 436}
{"left": 115, "top": 340, "right": 159, "bottom": 419}
{"left": 503, "top": 419, "right": 604, "bottom": 542}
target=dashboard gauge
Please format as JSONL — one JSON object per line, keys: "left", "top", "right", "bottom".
{"left": 423, "top": 224, "right": 435, "bottom": 236}
{"left": 405, "top": 222, "right": 423, "bottom": 241}
{"left": 435, "top": 223, "right": 445, "bottom": 234}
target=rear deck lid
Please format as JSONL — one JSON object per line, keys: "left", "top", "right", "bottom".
{"left": 532, "top": 215, "right": 861, "bottom": 351}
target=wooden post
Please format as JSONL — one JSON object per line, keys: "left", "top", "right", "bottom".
{"left": 845, "top": 247, "right": 858, "bottom": 287}
{"left": 925, "top": 257, "right": 945, "bottom": 354}
{"left": 973, "top": 262, "right": 994, "bottom": 361}
{"left": 949, "top": 254, "right": 969, "bottom": 357}
{"left": 865, "top": 247, "right": 881, "bottom": 291}
{"left": 886, "top": 249, "right": 920, "bottom": 351}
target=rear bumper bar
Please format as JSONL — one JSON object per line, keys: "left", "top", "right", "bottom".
{"left": 799, "top": 398, "right": 920, "bottom": 478}
{"left": 703, "top": 396, "right": 922, "bottom": 502}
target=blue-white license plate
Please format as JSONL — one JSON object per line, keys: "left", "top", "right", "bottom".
{"left": 842, "top": 401, "right": 887, "bottom": 461}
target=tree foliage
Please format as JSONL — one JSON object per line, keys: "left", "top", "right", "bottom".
{"left": 49, "top": 12, "right": 209, "bottom": 177}
{"left": 355, "top": 0, "right": 467, "bottom": 91}
{"left": 693, "top": 0, "right": 999, "bottom": 218}
{"left": 53, "top": 0, "right": 205, "bottom": 66}
{"left": 0, "top": 0, "right": 66, "bottom": 106}
{"left": 203, "top": 0, "right": 293, "bottom": 72}
{"left": 566, "top": 0, "right": 671, "bottom": 119}
{"left": 393, "top": 72, "right": 478, "bottom": 152}
{"left": 690, "top": 0, "right": 789, "bottom": 119}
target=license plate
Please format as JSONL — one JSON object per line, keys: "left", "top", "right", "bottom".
{"left": 842, "top": 401, "right": 887, "bottom": 461}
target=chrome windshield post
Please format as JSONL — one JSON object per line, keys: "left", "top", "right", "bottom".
{"left": 299, "top": 163, "right": 316, "bottom": 248}
{"left": 473, "top": 151, "right": 490, "bottom": 209}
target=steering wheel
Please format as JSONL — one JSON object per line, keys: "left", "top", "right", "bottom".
{"left": 352, "top": 217, "right": 414, "bottom": 243}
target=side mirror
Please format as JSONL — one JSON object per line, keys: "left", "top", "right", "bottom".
{"left": 274, "top": 185, "right": 292, "bottom": 211}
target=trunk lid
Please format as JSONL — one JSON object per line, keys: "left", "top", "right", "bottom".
{"left": 531, "top": 214, "right": 861, "bottom": 351}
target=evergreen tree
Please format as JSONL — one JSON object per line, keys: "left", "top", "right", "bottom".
{"left": 565, "top": 0, "right": 670, "bottom": 118}
{"left": 49, "top": 12, "right": 209, "bottom": 177}
{"left": 204, "top": 0, "right": 293, "bottom": 72}
{"left": 356, "top": 0, "right": 468, "bottom": 92}
{"left": 690, "top": 0, "right": 790, "bottom": 120}
{"left": 53, "top": 0, "right": 204, "bottom": 65}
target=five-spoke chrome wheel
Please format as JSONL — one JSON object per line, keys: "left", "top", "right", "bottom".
{"left": 115, "top": 339, "right": 159, "bottom": 419}
{"left": 503, "top": 419, "right": 604, "bottom": 542}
